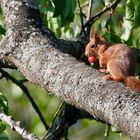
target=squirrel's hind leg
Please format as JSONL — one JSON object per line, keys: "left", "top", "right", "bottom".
{"left": 105, "top": 59, "right": 124, "bottom": 82}
{"left": 103, "top": 74, "right": 124, "bottom": 82}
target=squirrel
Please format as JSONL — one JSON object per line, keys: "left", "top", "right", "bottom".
{"left": 85, "top": 29, "right": 140, "bottom": 93}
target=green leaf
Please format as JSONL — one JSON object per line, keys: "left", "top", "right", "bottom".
{"left": 0, "top": 5, "right": 2, "bottom": 15}
{"left": 0, "top": 93, "right": 8, "bottom": 134}
{"left": 63, "top": 0, "right": 76, "bottom": 18}
{"left": 0, "top": 25, "right": 6, "bottom": 35}
{"left": 64, "top": 24, "right": 70, "bottom": 33}
{"left": 121, "top": 0, "right": 135, "bottom": 41}
{"left": 48, "top": 16, "right": 54, "bottom": 31}
{"left": 0, "top": 132, "right": 9, "bottom": 140}
{"left": 135, "top": 38, "right": 140, "bottom": 48}
{"left": 56, "top": 27, "right": 62, "bottom": 38}
{"left": 134, "top": 1, "right": 140, "bottom": 28}
{"left": 0, "top": 122, "right": 6, "bottom": 134}
{"left": 53, "top": 0, "right": 66, "bottom": 17}
{"left": 39, "top": 0, "right": 54, "bottom": 14}
{"left": 102, "top": 29, "right": 122, "bottom": 44}
{"left": 60, "top": 13, "right": 74, "bottom": 27}
{"left": 53, "top": 0, "right": 76, "bottom": 27}
{"left": 0, "top": 92, "right": 8, "bottom": 115}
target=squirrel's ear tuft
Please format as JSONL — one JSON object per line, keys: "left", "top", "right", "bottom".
{"left": 90, "top": 27, "right": 98, "bottom": 40}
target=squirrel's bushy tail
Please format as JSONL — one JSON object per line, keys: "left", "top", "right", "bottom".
{"left": 124, "top": 76, "right": 140, "bottom": 93}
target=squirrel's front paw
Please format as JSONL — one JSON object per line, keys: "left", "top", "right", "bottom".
{"left": 100, "top": 69, "right": 106, "bottom": 73}
{"left": 103, "top": 74, "right": 112, "bottom": 80}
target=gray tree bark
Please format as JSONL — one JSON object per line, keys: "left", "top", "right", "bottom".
{"left": 0, "top": 0, "right": 140, "bottom": 139}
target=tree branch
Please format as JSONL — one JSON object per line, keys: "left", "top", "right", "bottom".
{"left": 0, "top": 110, "right": 41, "bottom": 140}
{"left": 44, "top": 102, "right": 93, "bottom": 140}
{"left": 0, "top": 0, "right": 140, "bottom": 139}
{"left": 87, "top": 0, "right": 93, "bottom": 21}
{"left": 77, "top": 0, "right": 87, "bottom": 36}
{"left": 0, "top": 69, "right": 49, "bottom": 130}
{"left": 80, "top": 0, "right": 122, "bottom": 35}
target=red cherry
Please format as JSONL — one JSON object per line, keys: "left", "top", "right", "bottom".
{"left": 88, "top": 56, "right": 96, "bottom": 63}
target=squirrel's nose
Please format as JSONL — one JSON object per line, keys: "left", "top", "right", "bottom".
{"left": 85, "top": 51, "right": 89, "bottom": 57}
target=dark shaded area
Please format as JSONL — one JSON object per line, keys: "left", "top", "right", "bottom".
{"left": 45, "top": 102, "right": 93, "bottom": 140}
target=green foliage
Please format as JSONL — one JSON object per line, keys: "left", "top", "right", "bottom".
{"left": 38, "top": 0, "right": 76, "bottom": 37}
{"left": 52, "top": 0, "right": 76, "bottom": 26}
{"left": 0, "top": 133, "right": 9, "bottom": 140}
{"left": 0, "top": 25, "right": 6, "bottom": 35}
{"left": 39, "top": 0, "right": 54, "bottom": 13}
{"left": 0, "top": 5, "right": 5, "bottom": 38}
{"left": 0, "top": 122, "right": 6, "bottom": 134}
{"left": 0, "top": 92, "right": 8, "bottom": 115}
{"left": 134, "top": 0, "right": 140, "bottom": 28}
{"left": 102, "top": 28, "right": 122, "bottom": 43}
{"left": 121, "top": 0, "right": 136, "bottom": 41}
{"left": 121, "top": 0, "right": 140, "bottom": 30}
{"left": 0, "top": 92, "right": 9, "bottom": 135}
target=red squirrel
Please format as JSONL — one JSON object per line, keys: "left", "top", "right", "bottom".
{"left": 85, "top": 29, "right": 140, "bottom": 93}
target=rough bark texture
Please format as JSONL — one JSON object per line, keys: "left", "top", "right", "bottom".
{"left": 0, "top": 111, "right": 40, "bottom": 140}
{"left": 0, "top": 0, "right": 140, "bottom": 139}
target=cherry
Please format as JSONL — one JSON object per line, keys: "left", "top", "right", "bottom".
{"left": 88, "top": 56, "right": 96, "bottom": 63}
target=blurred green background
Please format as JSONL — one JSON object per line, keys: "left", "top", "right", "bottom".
{"left": 0, "top": 0, "right": 140, "bottom": 139}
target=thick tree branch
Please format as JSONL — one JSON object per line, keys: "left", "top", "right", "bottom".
{"left": 0, "top": 110, "right": 41, "bottom": 140}
{"left": 0, "top": 0, "right": 140, "bottom": 139}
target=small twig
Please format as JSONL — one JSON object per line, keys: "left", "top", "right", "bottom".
{"left": 80, "top": 0, "right": 122, "bottom": 35}
{"left": 87, "top": 0, "right": 93, "bottom": 21}
{"left": 77, "top": 0, "right": 87, "bottom": 37}
{"left": 0, "top": 69, "right": 49, "bottom": 130}
{"left": 0, "top": 111, "right": 41, "bottom": 140}
{"left": 86, "top": 0, "right": 122, "bottom": 26}
{"left": 86, "top": 0, "right": 93, "bottom": 36}
{"left": 104, "top": 124, "right": 111, "bottom": 136}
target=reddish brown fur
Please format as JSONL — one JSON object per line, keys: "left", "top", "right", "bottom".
{"left": 125, "top": 77, "right": 140, "bottom": 93}
{"left": 85, "top": 29, "right": 140, "bottom": 93}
